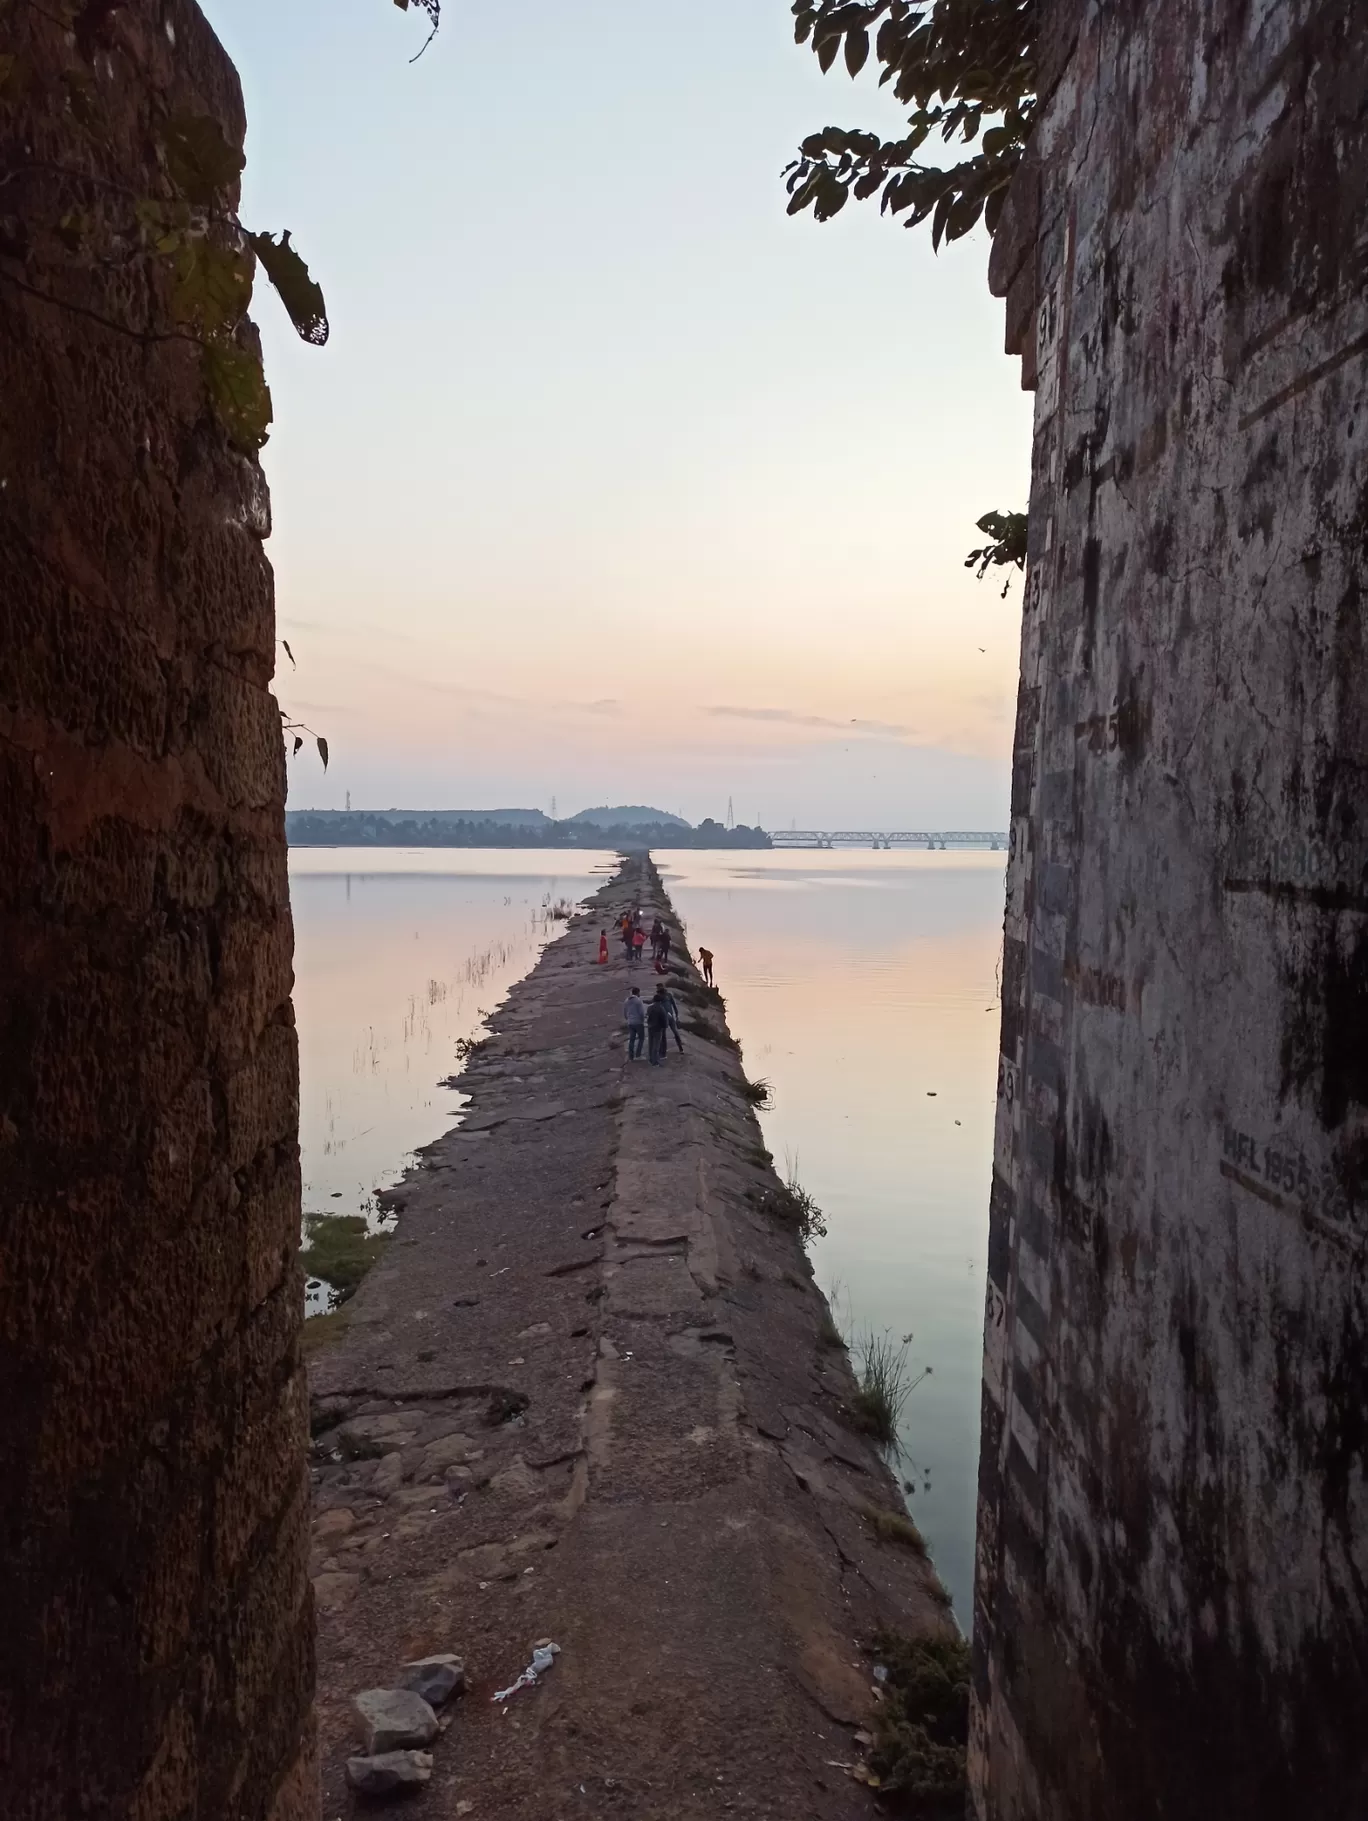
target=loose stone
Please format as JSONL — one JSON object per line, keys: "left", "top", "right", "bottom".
{"left": 354, "top": 1687, "right": 440, "bottom": 1752}
{"left": 345, "top": 1751, "right": 434, "bottom": 1797}
{"left": 401, "top": 1654, "right": 466, "bottom": 1708}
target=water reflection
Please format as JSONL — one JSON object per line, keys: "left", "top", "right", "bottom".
{"left": 659, "top": 848, "right": 1004, "bottom": 1628}
{"left": 287, "top": 844, "right": 1003, "bottom": 1624}
{"left": 288, "top": 849, "right": 614, "bottom": 1310}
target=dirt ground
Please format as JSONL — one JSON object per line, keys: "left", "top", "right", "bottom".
{"left": 307, "top": 855, "right": 955, "bottom": 1819}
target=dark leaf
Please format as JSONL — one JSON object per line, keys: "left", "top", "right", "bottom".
{"left": 316, "top": 735, "right": 329, "bottom": 771}
{"left": 282, "top": 639, "right": 296, "bottom": 668}
{"left": 844, "top": 26, "right": 869, "bottom": 75}
{"left": 984, "top": 186, "right": 1005, "bottom": 235}
{"left": 202, "top": 340, "right": 273, "bottom": 451}
{"left": 814, "top": 176, "right": 849, "bottom": 220}
{"left": 172, "top": 239, "right": 254, "bottom": 334}
{"left": 966, "top": 509, "right": 1028, "bottom": 581}
{"left": 946, "top": 188, "right": 984, "bottom": 241}
{"left": 786, "top": 171, "right": 823, "bottom": 215}
{"left": 816, "top": 30, "right": 841, "bottom": 73}
{"left": 161, "top": 111, "right": 244, "bottom": 207}
{"left": 931, "top": 188, "right": 955, "bottom": 251}
{"left": 248, "top": 230, "right": 329, "bottom": 346}
{"left": 293, "top": 735, "right": 304, "bottom": 755}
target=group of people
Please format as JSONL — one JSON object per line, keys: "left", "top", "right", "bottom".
{"left": 622, "top": 983, "right": 682, "bottom": 1065}
{"left": 598, "top": 906, "right": 677, "bottom": 973}
{"left": 594, "top": 900, "right": 717, "bottom": 1065}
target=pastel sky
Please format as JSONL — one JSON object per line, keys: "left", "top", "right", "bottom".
{"left": 214, "top": 0, "right": 1032, "bottom": 828}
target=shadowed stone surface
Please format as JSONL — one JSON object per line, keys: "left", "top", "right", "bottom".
{"left": 354, "top": 1688, "right": 440, "bottom": 1753}
{"left": 973, "top": 2, "right": 1368, "bottom": 1817}
{"left": 0, "top": 4, "right": 313, "bottom": 1816}
{"left": 346, "top": 1751, "right": 435, "bottom": 1797}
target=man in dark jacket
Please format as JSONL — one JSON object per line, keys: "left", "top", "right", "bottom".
{"left": 646, "top": 987, "right": 669, "bottom": 1066}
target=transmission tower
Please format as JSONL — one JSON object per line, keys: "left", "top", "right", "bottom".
{"left": 726, "top": 796, "right": 734, "bottom": 830}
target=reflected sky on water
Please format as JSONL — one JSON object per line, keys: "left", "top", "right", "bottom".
{"left": 289, "top": 844, "right": 1002, "bottom": 1625}
{"left": 288, "top": 848, "right": 614, "bottom": 1231}
{"left": 660, "top": 848, "right": 1004, "bottom": 1628}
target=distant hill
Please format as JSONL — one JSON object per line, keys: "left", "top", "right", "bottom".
{"left": 564, "top": 805, "right": 689, "bottom": 830}
{"left": 285, "top": 808, "right": 769, "bottom": 850}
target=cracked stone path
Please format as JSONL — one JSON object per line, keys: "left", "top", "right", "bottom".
{"left": 307, "top": 855, "right": 955, "bottom": 1819}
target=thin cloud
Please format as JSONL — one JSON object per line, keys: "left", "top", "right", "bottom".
{"left": 705, "top": 704, "right": 918, "bottom": 740}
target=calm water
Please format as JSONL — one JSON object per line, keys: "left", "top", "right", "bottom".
{"left": 288, "top": 849, "right": 615, "bottom": 1243}
{"left": 289, "top": 845, "right": 1003, "bottom": 1624}
{"left": 659, "top": 849, "right": 1004, "bottom": 1625}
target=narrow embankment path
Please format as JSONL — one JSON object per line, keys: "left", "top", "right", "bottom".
{"left": 308, "top": 855, "right": 955, "bottom": 1818}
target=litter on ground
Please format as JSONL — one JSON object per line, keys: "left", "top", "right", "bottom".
{"left": 492, "top": 1641, "right": 561, "bottom": 1704}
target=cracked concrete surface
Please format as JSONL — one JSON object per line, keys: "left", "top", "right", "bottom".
{"left": 307, "top": 855, "right": 952, "bottom": 1818}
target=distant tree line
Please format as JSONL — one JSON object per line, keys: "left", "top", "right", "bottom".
{"left": 285, "top": 812, "right": 772, "bottom": 850}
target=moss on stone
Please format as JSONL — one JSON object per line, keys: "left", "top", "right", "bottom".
{"left": 868, "top": 1628, "right": 970, "bottom": 1814}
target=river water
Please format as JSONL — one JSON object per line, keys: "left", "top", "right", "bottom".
{"left": 289, "top": 845, "right": 1004, "bottom": 1625}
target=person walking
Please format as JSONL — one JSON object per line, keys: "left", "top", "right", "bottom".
{"left": 658, "top": 926, "right": 671, "bottom": 968}
{"left": 598, "top": 930, "right": 609, "bottom": 965}
{"left": 664, "top": 984, "right": 683, "bottom": 1053}
{"left": 649, "top": 916, "right": 663, "bottom": 959}
{"left": 698, "top": 945, "right": 714, "bottom": 987}
{"left": 632, "top": 925, "right": 646, "bottom": 968}
{"left": 646, "top": 986, "right": 669, "bottom": 1065}
{"left": 623, "top": 986, "right": 645, "bottom": 1060}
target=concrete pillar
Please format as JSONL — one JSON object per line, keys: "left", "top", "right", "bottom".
{"left": 973, "top": 2, "right": 1368, "bottom": 1815}
{"left": 0, "top": 4, "right": 315, "bottom": 1815}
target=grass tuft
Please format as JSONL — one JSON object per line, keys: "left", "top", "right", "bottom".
{"left": 866, "top": 1628, "right": 970, "bottom": 1814}
{"left": 682, "top": 1013, "right": 737, "bottom": 1048}
{"left": 739, "top": 1075, "right": 774, "bottom": 1109}
{"left": 857, "top": 1500, "right": 926, "bottom": 1552}
{"left": 849, "top": 1329, "right": 919, "bottom": 1449}
{"left": 757, "top": 1154, "right": 827, "bottom": 1250}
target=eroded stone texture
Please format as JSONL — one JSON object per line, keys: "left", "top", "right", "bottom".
{"left": 971, "top": 4, "right": 1368, "bottom": 1817}
{"left": 0, "top": 5, "right": 313, "bottom": 1816}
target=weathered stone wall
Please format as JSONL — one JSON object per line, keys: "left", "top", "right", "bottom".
{"left": 973, "top": 1, "right": 1368, "bottom": 1815}
{"left": 0, "top": 6, "right": 314, "bottom": 1815}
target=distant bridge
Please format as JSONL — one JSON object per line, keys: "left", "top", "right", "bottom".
{"left": 770, "top": 830, "right": 1008, "bottom": 850}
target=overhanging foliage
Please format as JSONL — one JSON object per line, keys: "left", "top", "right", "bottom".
{"left": 785, "top": 0, "right": 1037, "bottom": 249}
